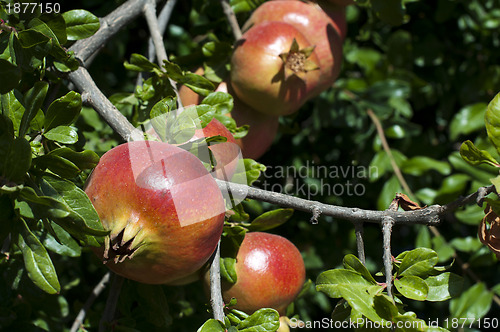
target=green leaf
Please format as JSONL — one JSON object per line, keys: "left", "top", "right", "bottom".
{"left": 44, "top": 91, "right": 82, "bottom": 130}
{"left": 62, "top": 9, "right": 100, "bottom": 40}
{"left": 16, "top": 218, "right": 61, "bottom": 294}
{"left": 232, "top": 159, "right": 265, "bottom": 186}
{"left": 236, "top": 308, "right": 279, "bottom": 332}
{"left": 450, "top": 283, "right": 493, "bottom": 320}
{"left": 49, "top": 148, "right": 100, "bottom": 171}
{"left": 34, "top": 153, "right": 81, "bottom": 179}
{"left": 337, "top": 285, "right": 384, "bottom": 323}
{"left": 248, "top": 209, "right": 293, "bottom": 231}
{"left": 19, "top": 81, "right": 48, "bottom": 137}
{"left": 316, "top": 269, "right": 382, "bottom": 298}
{"left": 43, "top": 125, "right": 78, "bottom": 144}
{"left": 450, "top": 237, "right": 482, "bottom": 253}
{"left": 39, "top": 222, "right": 82, "bottom": 257}
{"left": 459, "top": 140, "right": 500, "bottom": 167}
{"left": 18, "top": 186, "right": 71, "bottom": 219}
{"left": 124, "top": 53, "right": 161, "bottom": 73}
{"left": 1, "top": 136, "right": 31, "bottom": 184}
{"left": 40, "top": 175, "right": 107, "bottom": 245}
{"left": 394, "top": 276, "right": 428, "bottom": 301}
{"left": 197, "top": 319, "right": 226, "bottom": 332}
{"left": 0, "top": 59, "right": 21, "bottom": 93}
{"left": 450, "top": 103, "right": 487, "bottom": 140}
{"left": 424, "top": 272, "right": 463, "bottom": 302}
{"left": 401, "top": 156, "right": 451, "bottom": 176}
{"left": 220, "top": 257, "right": 237, "bottom": 284}
{"left": 0, "top": 91, "right": 24, "bottom": 135}
{"left": 485, "top": 92, "right": 500, "bottom": 156}
{"left": 397, "top": 248, "right": 438, "bottom": 277}
{"left": 201, "top": 91, "right": 234, "bottom": 115}
{"left": 163, "top": 61, "right": 215, "bottom": 96}
{"left": 342, "top": 254, "right": 378, "bottom": 285}
{"left": 230, "top": 0, "right": 266, "bottom": 14}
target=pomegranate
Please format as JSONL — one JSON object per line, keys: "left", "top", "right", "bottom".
{"left": 230, "top": 21, "right": 321, "bottom": 116}
{"left": 85, "top": 141, "right": 225, "bottom": 285}
{"left": 242, "top": 0, "right": 343, "bottom": 95}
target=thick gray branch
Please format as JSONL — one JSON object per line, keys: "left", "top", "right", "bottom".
{"left": 69, "top": 0, "right": 162, "bottom": 65}
{"left": 381, "top": 217, "right": 394, "bottom": 298}
{"left": 217, "top": 180, "right": 495, "bottom": 225}
{"left": 147, "top": 0, "right": 178, "bottom": 61}
{"left": 210, "top": 240, "right": 225, "bottom": 322}
{"left": 68, "top": 67, "right": 143, "bottom": 142}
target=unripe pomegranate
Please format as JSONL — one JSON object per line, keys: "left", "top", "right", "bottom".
{"left": 243, "top": 0, "right": 343, "bottom": 95}
{"left": 214, "top": 232, "right": 306, "bottom": 314}
{"left": 230, "top": 21, "right": 321, "bottom": 116}
{"left": 85, "top": 141, "right": 225, "bottom": 285}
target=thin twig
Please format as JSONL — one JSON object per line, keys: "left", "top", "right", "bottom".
{"left": 148, "top": 0, "right": 178, "bottom": 62}
{"left": 219, "top": 0, "right": 242, "bottom": 40}
{"left": 143, "top": 0, "right": 168, "bottom": 65}
{"left": 70, "top": 272, "right": 111, "bottom": 332}
{"left": 99, "top": 274, "right": 125, "bottom": 332}
{"left": 381, "top": 216, "right": 394, "bottom": 298}
{"left": 366, "top": 109, "right": 415, "bottom": 200}
{"left": 210, "top": 240, "right": 225, "bottom": 322}
{"left": 353, "top": 221, "right": 365, "bottom": 264}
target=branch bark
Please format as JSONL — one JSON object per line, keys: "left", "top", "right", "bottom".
{"left": 69, "top": 0, "right": 162, "bottom": 65}
{"left": 210, "top": 240, "right": 225, "bottom": 322}
{"left": 220, "top": 0, "right": 242, "bottom": 40}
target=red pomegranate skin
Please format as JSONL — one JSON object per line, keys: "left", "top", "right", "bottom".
{"left": 243, "top": 0, "right": 343, "bottom": 95}
{"left": 221, "top": 232, "right": 306, "bottom": 314}
{"left": 192, "top": 117, "right": 241, "bottom": 180}
{"left": 230, "top": 21, "right": 321, "bottom": 116}
{"left": 85, "top": 141, "right": 225, "bottom": 285}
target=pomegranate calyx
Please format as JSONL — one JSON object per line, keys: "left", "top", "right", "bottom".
{"left": 103, "top": 228, "right": 141, "bottom": 264}
{"left": 279, "top": 39, "right": 319, "bottom": 79}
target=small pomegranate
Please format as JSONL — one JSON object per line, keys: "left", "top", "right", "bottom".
{"left": 85, "top": 141, "right": 225, "bottom": 285}
{"left": 211, "top": 232, "right": 306, "bottom": 314}
{"left": 230, "top": 21, "right": 321, "bottom": 116}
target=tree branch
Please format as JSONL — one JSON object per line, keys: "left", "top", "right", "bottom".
{"left": 219, "top": 0, "right": 242, "bottom": 40}
{"left": 68, "top": 67, "right": 143, "bottom": 142}
{"left": 71, "top": 272, "right": 111, "bottom": 332}
{"left": 99, "top": 274, "right": 125, "bottom": 332}
{"left": 381, "top": 216, "right": 394, "bottom": 298}
{"left": 353, "top": 221, "right": 365, "bottom": 264}
{"left": 210, "top": 240, "right": 225, "bottom": 322}
{"left": 147, "top": 0, "right": 178, "bottom": 62}
{"left": 69, "top": 0, "right": 162, "bottom": 65}
{"left": 143, "top": 0, "right": 168, "bottom": 65}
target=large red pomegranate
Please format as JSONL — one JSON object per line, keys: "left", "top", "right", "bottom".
{"left": 230, "top": 21, "right": 321, "bottom": 116}
{"left": 242, "top": 0, "right": 343, "bottom": 96}
{"left": 85, "top": 141, "right": 225, "bottom": 285}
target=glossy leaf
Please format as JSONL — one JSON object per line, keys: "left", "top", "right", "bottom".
{"left": 18, "top": 186, "right": 71, "bottom": 219}
{"left": 485, "top": 92, "right": 500, "bottom": 156}
{"left": 19, "top": 81, "right": 48, "bottom": 137}
{"left": 39, "top": 222, "right": 82, "bottom": 257}
{"left": 16, "top": 218, "right": 61, "bottom": 294}
{"left": 248, "top": 209, "right": 293, "bottom": 231}
{"left": 459, "top": 140, "right": 500, "bottom": 167}
{"left": 450, "top": 103, "right": 487, "bottom": 140}
{"left": 236, "top": 308, "right": 279, "bottom": 332}
{"left": 401, "top": 156, "right": 451, "bottom": 176}
{"left": 197, "top": 319, "right": 226, "bottom": 332}
{"left": 0, "top": 59, "right": 21, "bottom": 93}
{"left": 1, "top": 136, "right": 31, "bottom": 184}
{"left": 43, "top": 126, "right": 78, "bottom": 144}
{"left": 394, "top": 276, "right": 428, "bottom": 301}
{"left": 44, "top": 91, "right": 82, "bottom": 130}
{"left": 316, "top": 269, "right": 382, "bottom": 298}
{"left": 337, "top": 285, "right": 384, "bottom": 323}
{"left": 450, "top": 283, "right": 493, "bottom": 320}
{"left": 397, "top": 248, "right": 438, "bottom": 277}
{"left": 201, "top": 91, "right": 234, "bottom": 115}
{"left": 424, "top": 272, "right": 463, "bottom": 302}
{"left": 343, "top": 254, "right": 378, "bottom": 284}
{"left": 124, "top": 53, "right": 161, "bottom": 73}
{"left": 62, "top": 9, "right": 100, "bottom": 40}
{"left": 220, "top": 257, "right": 237, "bottom": 284}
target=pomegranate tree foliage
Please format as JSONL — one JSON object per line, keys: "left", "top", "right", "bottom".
{"left": 1, "top": 0, "right": 500, "bottom": 331}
